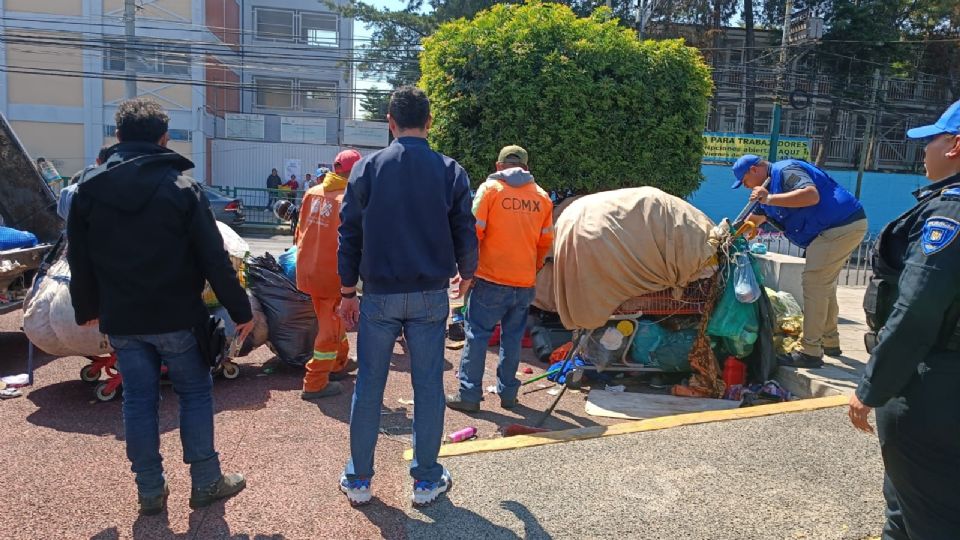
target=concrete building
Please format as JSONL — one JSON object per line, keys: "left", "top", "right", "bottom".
{"left": 0, "top": 0, "right": 358, "bottom": 184}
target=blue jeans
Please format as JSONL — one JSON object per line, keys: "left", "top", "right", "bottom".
{"left": 344, "top": 290, "right": 449, "bottom": 483}
{"left": 109, "top": 330, "right": 221, "bottom": 497}
{"left": 458, "top": 279, "right": 536, "bottom": 403}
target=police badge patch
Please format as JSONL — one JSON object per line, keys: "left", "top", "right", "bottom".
{"left": 921, "top": 217, "right": 960, "bottom": 255}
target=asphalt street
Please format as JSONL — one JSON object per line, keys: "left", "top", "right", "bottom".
{"left": 406, "top": 407, "right": 886, "bottom": 540}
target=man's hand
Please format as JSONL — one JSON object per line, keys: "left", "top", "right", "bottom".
{"left": 455, "top": 278, "right": 474, "bottom": 299}
{"left": 339, "top": 296, "right": 361, "bottom": 330}
{"left": 848, "top": 394, "right": 874, "bottom": 434}
{"left": 749, "top": 186, "right": 770, "bottom": 204}
{"left": 234, "top": 320, "right": 255, "bottom": 346}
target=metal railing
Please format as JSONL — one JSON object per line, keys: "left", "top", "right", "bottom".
{"left": 753, "top": 231, "right": 877, "bottom": 288}
{"left": 211, "top": 186, "right": 306, "bottom": 226}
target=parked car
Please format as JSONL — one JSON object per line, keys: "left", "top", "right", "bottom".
{"left": 203, "top": 186, "right": 245, "bottom": 228}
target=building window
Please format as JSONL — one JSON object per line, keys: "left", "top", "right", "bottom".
{"left": 302, "top": 13, "right": 338, "bottom": 47}
{"left": 255, "top": 8, "right": 295, "bottom": 41}
{"left": 255, "top": 77, "right": 295, "bottom": 109}
{"left": 104, "top": 125, "right": 191, "bottom": 141}
{"left": 300, "top": 81, "right": 337, "bottom": 113}
{"left": 103, "top": 41, "right": 191, "bottom": 76}
{"left": 254, "top": 8, "right": 339, "bottom": 46}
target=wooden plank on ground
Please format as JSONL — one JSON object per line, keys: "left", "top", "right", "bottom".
{"left": 402, "top": 394, "right": 849, "bottom": 460}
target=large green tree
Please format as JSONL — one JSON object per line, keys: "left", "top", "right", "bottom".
{"left": 420, "top": 2, "right": 713, "bottom": 196}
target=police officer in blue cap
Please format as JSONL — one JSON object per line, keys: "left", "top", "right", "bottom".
{"left": 850, "top": 100, "right": 960, "bottom": 538}
{"left": 731, "top": 152, "right": 867, "bottom": 368}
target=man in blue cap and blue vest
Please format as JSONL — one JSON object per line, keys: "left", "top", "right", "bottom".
{"left": 732, "top": 152, "right": 867, "bottom": 368}
{"left": 849, "top": 100, "right": 960, "bottom": 538}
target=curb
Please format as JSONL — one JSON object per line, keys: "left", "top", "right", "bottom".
{"left": 776, "top": 365, "right": 859, "bottom": 399}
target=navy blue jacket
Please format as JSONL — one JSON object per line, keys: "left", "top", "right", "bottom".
{"left": 337, "top": 137, "right": 478, "bottom": 294}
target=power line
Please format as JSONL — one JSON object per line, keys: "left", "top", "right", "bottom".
{"left": 1, "top": 15, "right": 427, "bottom": 51}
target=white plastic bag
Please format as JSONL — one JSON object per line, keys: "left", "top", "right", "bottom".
{"left": 733, "top": 253, "right": 761, "bottom": 304}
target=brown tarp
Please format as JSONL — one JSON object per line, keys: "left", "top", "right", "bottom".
{"left": 552, "top": 187, "right": 717, "bottom": 330}
{"left": 532, "top": 195, "right": 583, "bottom": 313}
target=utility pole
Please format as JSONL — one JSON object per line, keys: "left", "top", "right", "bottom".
{"left": 124, "top": 0, "right": 137, "bottom": 99}
{"left": 854, "top": 68, "right": 881, "bottom": 199}
{"left": 636, "top": 0, "right": 645, "bottom": 39}
{"left": 767, "top": 0, "right": 793, "bottom": 162}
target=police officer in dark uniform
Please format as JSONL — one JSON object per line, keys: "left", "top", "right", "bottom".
{"left": 851, "top": 99, "right": 960, "bottom": 539}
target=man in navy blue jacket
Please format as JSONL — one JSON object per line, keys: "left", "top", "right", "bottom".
{"left": 336, "top": 87, "right": 478, "bottom": 507}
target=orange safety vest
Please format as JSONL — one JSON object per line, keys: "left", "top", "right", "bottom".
{"left": 473, "top": 173, "right": 554, "bottom": 288}
{"left": 295, "top": 174, "right": 347, "bottom": 298}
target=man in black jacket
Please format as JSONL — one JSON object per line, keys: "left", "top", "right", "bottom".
{"left": 68, "top": 98, "right": 253, "bottom": 515}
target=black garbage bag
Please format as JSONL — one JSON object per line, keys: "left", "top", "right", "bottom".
{"left": 744, "top": 287, "right": 777, "bottom": 383}
{"left": 247, "top": 253, "right": 317, "bottom": 367}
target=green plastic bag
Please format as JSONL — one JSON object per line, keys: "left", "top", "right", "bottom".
{"left": 707, "top": 263, "right": 759, "bottom": 357}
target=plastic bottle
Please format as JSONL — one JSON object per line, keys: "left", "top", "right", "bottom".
{"left": 722, "top": 357, "right": 747, "bottom": 387}
{"left": 448, "top": 426, "right": 477, "bottom": 443}
{"left": 38, "top": 159, "right": 61, "bottom": 184}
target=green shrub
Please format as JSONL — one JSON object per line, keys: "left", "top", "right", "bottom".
{"left": 420, "top": 2, "right": 713, "bottom": 196}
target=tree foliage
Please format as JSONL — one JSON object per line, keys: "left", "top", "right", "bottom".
{"left": 420, "top": 2, "right": 713, "bottom": 196}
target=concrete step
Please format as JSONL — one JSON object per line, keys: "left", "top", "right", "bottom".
{"left": 776, "top": 364, "right": 859, "bottom": 399}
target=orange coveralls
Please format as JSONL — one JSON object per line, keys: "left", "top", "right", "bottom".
{"left": 295, "top": 174, "right": 350, "bottom": 392}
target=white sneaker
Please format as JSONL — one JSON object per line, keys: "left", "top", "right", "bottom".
{"left": 412, "top": 468, "right": 452, "bottom": 507}
{"left": 339, "top": 474, "right": 372, "bottom": 506}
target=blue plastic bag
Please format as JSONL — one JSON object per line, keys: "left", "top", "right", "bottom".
{"left": 629, "top": 321, "right": 667, "bottom": 365}
{"left": 0, "top": 226, "right": 38, "bottom": 250}
{"left": 650, "top": 329, "right": 697, "bottom": 372}
{"left": 278, "top": 246, "right": 297, "bottom": 283}
{"left": 547, "top": 356, "right": 587, "bottom": 385}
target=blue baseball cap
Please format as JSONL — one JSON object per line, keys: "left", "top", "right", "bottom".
{"left": 731, "top": 154, "right": 762, "bottom": 189}
{"left": 907, "top": 100, "right": 960, "bottom": 139}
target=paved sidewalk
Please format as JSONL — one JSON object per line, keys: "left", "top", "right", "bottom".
{"left": 777, "top": 286, "right": 870, "bottom": 399}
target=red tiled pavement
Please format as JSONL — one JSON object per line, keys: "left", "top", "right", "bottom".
{"left": 0, "top": 311, "right": 620, "bottom": 539}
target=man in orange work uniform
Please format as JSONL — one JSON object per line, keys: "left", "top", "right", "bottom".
{"left": 296, "top": 149, "right": 362, "bottom": 400}
{"left": 446, "top": 145, "right": 554, "bottom": 412}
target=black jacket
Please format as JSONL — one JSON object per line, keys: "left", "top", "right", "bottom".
{"left": 857, "top": 173, "right": 960, "bottom": 407}
{"left": 67, "top": 142, "right": 252, "bottom": 335}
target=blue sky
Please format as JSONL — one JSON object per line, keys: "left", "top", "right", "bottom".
{"left": 353, "top": 0, "right": 428, "bottom": 114}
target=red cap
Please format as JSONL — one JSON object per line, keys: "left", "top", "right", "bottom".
{"left": 334, "top": 149, "right": 362, "bottom": 175}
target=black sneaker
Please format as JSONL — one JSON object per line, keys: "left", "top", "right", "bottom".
{"left": 778, "top": 351, "right": 824, "bottom": 369}
{"left": 823, "top": 347, "right": 843, "bottom": 357}
{"left": 445, "top": 393, "right": 480, "bottom": 413}
{"left": 189, "top": 473, "right": 246, "bottom": 509}
{"left": 500, "top": 395, "right": 517, "bottom": 409}
{"left": 138, "top": 483, "right": 170, "bottom": 516}
{"left": 301, "top": 381, "right": 343, "bottom": 400}
{"left": 330, "top": 359, "right": 358, "bottom": 381}
{"left": 447, "top": 322, "right": 466, "bottom": 342}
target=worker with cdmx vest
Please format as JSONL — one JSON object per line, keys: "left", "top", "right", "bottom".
{"left": 446, "top": 145, "right": 554, "bottom": 412}
{"left": 731, "top": 154, "right": 867, "bottom": 368}
{"left": 851, "top": 100, "right": 960, "bottom": 539}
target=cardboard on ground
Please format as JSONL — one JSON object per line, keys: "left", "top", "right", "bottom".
{"left": 585, "top": 389, "right": 741, "bottom": 420}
